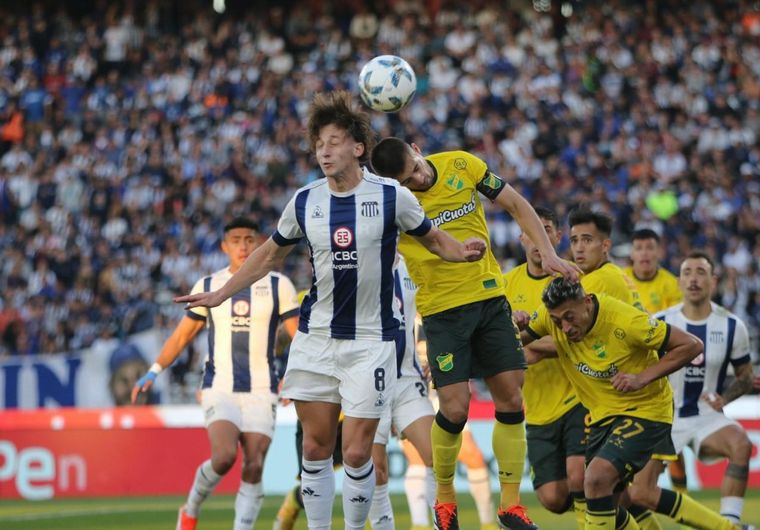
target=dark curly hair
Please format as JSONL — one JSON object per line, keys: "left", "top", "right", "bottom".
{"left": 306, "top": 91, "right": 375, "bottom": 163}
{"left": 542, "top": 277, "right": 586, "bottom": 309}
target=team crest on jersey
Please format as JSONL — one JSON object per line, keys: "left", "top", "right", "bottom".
{"left": 445, "top": 174, "right": 464, "bottom": 191}
{"left": 592, "top": 340, "right": 607, "bottom": 359}
{"left": 333, "top": 227, "right": 353, "bottom": 248}
{"left": 233, "top": 300, "right": 250, "bottom": 315}
{"left": 709, "top": 331, "right": 724, "bottom": 344}
{"left": 361, "top": 201, "right": 379, "bottom": 217}
{"left": 436, "top": 353, "right": 454, "bottom": 372}
{"left": 312, "top": 206, "right": 324, "bottom": 218}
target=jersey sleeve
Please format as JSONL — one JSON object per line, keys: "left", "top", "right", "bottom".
{"left": 730, "top": 319, "right": 752, "bottom": 366}
{"left": 452, "top": 151, "right": 505, "bottom": 201}
{"left": 626, "top": 309, "right": 669, "bottom": 352}
{"left": 272, "top": 193, "right": 304, "bottom": 246}
{"left": 186, "top": 277, "right": 209, "bottom": 321}
{"left": 526, "top": 304, "right": 550, "bottom": 339}
{"left": 277, "top": 274, "right": 301, "bottom": 320}
{"left": 395, "top": 186, "right": 432, "bottom": 236}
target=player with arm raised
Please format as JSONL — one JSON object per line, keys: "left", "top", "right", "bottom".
{"left": 132, "top": 218, "right": 300, "bottom": 530}
{"left": 371, "top": 137, "right": 580, "bottom": 530}
{"left": 177, "top": 91, "right": 485, "bottom": 530}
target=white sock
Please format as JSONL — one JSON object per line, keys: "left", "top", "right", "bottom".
{"left": 468, "top": 466, "right": 494, "bottom": 524}
{"left": 343, "top": 460, "right": 376, "bottom": 530}
{"left": 301, "top": 458, "right": 335, "bottom": 530}
{"left": 369, "top": 483, "right": 394, "bottom": 529}
{"left": 186, "top": 460, "right": 222, "bottom": 517}
{"left": 404, "top": 465, "right": 430, "bottom": 526}
{"left": 719, "top": 496, "right": 744, "bottom": 523}
{"left": 233, "top": 481, "right": 263, "bottom": 530}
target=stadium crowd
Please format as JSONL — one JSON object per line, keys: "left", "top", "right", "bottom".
{"left": 0, "top": 0, "right": 758, "bottom": 361}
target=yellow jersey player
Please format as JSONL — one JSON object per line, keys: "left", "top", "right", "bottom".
{"left": 623, "top": 229, "right": 682, "bottom": 313}
{"left": 522, "top": 278, "right": 753, "bottom": 530}
{"left": 623, "top": 228, "right": 687, "bottom": 510}
{"left": 504, "top": 207, "right": 587, "bottom": 530}
{"left": 371, "top": 137, "right": 580, "bottom": 530}
{"left": 567, "top": 208, "right": 645, "bottom": 311}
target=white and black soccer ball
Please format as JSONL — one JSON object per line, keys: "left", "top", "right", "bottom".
{"left": 358, "top": 55, "right": 417, "bottom": 113}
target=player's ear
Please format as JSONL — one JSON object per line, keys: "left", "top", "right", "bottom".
{"left": 354, "top": 141, "right": 365, "bottom": 158}
{"left": 602, "top": 238, "right": 612, "bottom": 252}
{"left": 410, "top": 142, "right": 422, "bottom": 155}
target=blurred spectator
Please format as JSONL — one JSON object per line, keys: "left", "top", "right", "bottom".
{"left": 0, "top": 0, "right": 756, "bottom": 371}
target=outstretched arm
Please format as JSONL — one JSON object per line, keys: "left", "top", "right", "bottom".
{"left": 494, "top": 186, "right": 581, "bottom": 281}
{"left": 175, "top": 237, "right": 295, "bottom": 309}
{"left": 412, "top": 226, "right": 486, "bottom": 262}
{"left": 131, "top": 316, "right": 205, "bottom": 403}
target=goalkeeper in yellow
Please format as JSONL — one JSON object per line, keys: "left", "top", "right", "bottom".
{"left": 370, "top": 138, "right": 580, "bottom": 530}
{"left": 520, "top": 277, "right": 754, "bottom": 530}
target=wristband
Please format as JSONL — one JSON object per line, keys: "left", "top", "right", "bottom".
{"left": 149, "top": 363, "right": 163, "bottom": 375}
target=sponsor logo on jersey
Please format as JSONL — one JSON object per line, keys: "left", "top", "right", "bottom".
{"left": 614, "top": 328, "right": 626, "bottom": 340}
{"left": 231, "top": 300, "right": 252, "bottom": 329}
{"left": 312, "top": 206, "right": 324, "bottom": 218}
{"left": 575, "top": 362, "right": 618, "bottom": 379}
{"left": 430, "top": 194, "right": 476, "bottom": 227}
{"left": 333, "top": 227, "right": 353, "bottom": 248}
{"left": 453, "top": 158, "right": 467, "bottom": 170}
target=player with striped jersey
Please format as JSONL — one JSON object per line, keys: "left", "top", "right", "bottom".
{"left": 656, "top": 252, "right": 754, "bottom": 525}
{"left": 178, "top": 91, "right": 486, "bottom": 530}
{"left": 132, "top": 218, "right": 300, "bottom": 530}
{"left": 369, "top": 254, "right": 436, "bottom": 530}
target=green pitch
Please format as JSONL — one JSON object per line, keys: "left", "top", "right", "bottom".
{"left": 1, "top": 491, "right": 758, "bottom": 529}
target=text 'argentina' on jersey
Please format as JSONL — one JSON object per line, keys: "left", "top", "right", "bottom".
{"left": 332, "top": 226, "right": 359, "bottom": 271}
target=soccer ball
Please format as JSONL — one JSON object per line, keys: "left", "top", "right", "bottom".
{"left": 358, "top": 55, "right": 417, "bottom": 113}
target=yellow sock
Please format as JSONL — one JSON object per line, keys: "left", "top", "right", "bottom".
{"left": 628, "top": 505, "right": 663, "bottom": 530}
{"left": 492, "top": 411, "right": 526, "bottom": 509}
{"left": 586, "top": 496, "right": 616, "bottom": 530}
{"left": 571, "top": 491, "right": 586, "bottom": 530}
{"left": 657, "top": 489, "right": 735, "bottom": 530}
{"left": 431, "top": 415, "right": 463, "bottom": 504}
{"left": 616, "top": 506, "right": 641, "bottom": 530}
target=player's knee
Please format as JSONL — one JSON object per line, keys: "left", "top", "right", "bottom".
{"left": 729, "top": 433, "right": 753, "bottom": 463}
{"left": 542, "top": 493, "right": 572, "bottom": 514}
{"left": 567, "top": 470, "right": 585, "bottom": 492}
{"left": 301, "top": 438, "right": 334, "bottom": 461}
{"left": 438, "top": 405, "right": 468, "bottom": 425}
{"left": 342, "top": 446, "right": 372, "bottom": 468}
{"left": 583, "top": 470, "right": 616, "bottom": 498}
{"left": 240, "top": 459, "right": 263, "bottom": 482}
{"left": 211, "top": 449, "right": 237, "bottom": 475}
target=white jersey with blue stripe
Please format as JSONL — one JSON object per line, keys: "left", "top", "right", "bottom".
{"left": 188, "top": 269, "right": 300, "bottom": 394}
{"left": 657, "top": 303, "right": 751, "bottom": 418}
{"left": 272, "top": 168, "right": 432, "bottom": 341}
{"left": 394, "top": 255, "right": 424, "bottom": 378}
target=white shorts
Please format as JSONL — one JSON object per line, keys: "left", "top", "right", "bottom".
{"left": 201, "top": 388, "right": 278, "bottom": 437}
{"left": 374, "top": 375, "right": 435, "bottom": 445}
{"left": 671, "top": 408, "right": 742, "bottom": 463}
{"left": 281, "top": 332, "right": 396, "bottom": 419}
